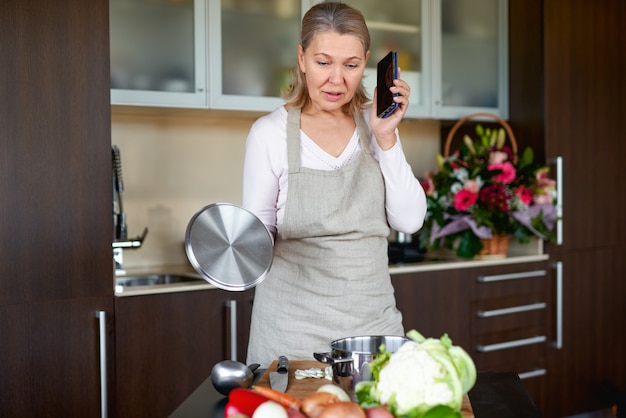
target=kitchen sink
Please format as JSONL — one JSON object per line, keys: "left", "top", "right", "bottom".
{"left": 115, "top": 273, "right": 207, "bottom": 294}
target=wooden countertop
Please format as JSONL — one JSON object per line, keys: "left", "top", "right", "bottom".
{"left": 170, "top": 368, "right": 541, "bottom": 418}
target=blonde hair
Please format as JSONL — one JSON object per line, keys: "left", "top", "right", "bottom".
{"left": 283, "top": 2, "right": 371, "bottom": 116}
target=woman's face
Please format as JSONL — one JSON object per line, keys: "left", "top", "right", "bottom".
{"left": 298, "top": 31, "right": 369, "bottom": 113}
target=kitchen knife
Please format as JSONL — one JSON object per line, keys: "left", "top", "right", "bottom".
{"left": 269, "top": 356, "right": 289, "bottom": 393}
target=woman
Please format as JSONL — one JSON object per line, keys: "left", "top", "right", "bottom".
{"left": 243, "top": 3, "right": 427, "bottom": 367}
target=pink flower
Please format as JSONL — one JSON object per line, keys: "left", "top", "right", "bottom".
{"left": 536, "top": 167, "right": 556, "bottom": 188}
{"left": 420, "top": 175, "right": 435, "bottom": 196}
{"left": 489, "top": 150, "right": 508, "bottom": 164}
{"left": 534, "top": 189, "right": 553, "bottom": 204}
{"left": 490, "top": 145, "right": 515, "bottom": 163}
{"left": 515, "top": 185, "right": 533, "bottom": 205}
{"left": 488, "top": 162, "right": 516, "bottom": 184}
{"left": 454, "top": 189, "right": 478, "bottom": 211}
{"left": 464, "top": 179, "right": 480, "bottom": 194}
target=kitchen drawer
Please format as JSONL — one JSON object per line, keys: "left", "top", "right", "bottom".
{"left": 471, "top": 267, "right": 549, "bottom": 300}
{"left": 466, "top": 261, "right": 550, "bottom": 406}
{"left": 470, "top": 265, "right": 549, "bottom": 338}
{"left": 472, "top": 309, "right": 548, "bottom": 338}
{"left": 472, "top": 342, "right": 546, "bottom": 373}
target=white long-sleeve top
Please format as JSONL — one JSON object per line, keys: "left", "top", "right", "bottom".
{"left": 242, "top": 106, "right": 427, "bottom": 235}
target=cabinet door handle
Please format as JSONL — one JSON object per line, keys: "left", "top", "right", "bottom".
{"left": 518, "top": 368, "right": 547, "bottom": 380}
{"left": 477, "top": 269, "right": 546, "bottom": 283}
{"left": 226, "top": 300, "right": 237, "bottom": 361}
{"left": 552, "top": 261, "right": 563, "bottom": 349}
{"left": 477, "top": 302, "right": 547, "bottom": 318}
{"left": 554, "top": 156, "right": 564, "bottom": 245}
{"left": 96, "top": 311, "right": 108, "bottom": 418}
{"left": 476, "top": 335, "right": 547, "bottom": 352}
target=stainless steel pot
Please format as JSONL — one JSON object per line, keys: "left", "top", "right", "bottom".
{"left": 314, "top": 335, "right": 409, "bottom": 387}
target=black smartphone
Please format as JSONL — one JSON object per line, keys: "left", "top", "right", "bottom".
{"left": 376, "top": 51, "right": 399, "bottom": 118}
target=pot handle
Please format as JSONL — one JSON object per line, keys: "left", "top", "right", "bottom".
{"left": 313, "top": 351, "right": 352, "bottom": 364}
{"left": 313, "top": 351, "right": 333, "bottom": 364}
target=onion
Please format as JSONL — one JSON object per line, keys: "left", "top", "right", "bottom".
{"left": 317, "top": 401, "right": 366, "bottom": 418}
{"left": 301, "top": 391, "right": 339, "bottom": 418}
{"left": 316, "top": 384, "right": 351, "bottom": 402}
{"left": 364, "top": 405, "right": 394, "bottom": 418}
{"left": 287, "top": 408, "right": 307, "bottom": 418}
{"left": 252, "top": 401, "right": 288, "bottom": 418}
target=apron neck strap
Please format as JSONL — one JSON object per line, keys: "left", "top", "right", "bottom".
{"left": 286, "top": 107, "right": 373, "bottom": 170}
{"left": 286, "top": 106, "right": 302, "bottom": 170}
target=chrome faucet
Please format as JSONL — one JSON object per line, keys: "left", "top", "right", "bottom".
{"left": 112, "top": 145, "right": 147, "bottom": 275}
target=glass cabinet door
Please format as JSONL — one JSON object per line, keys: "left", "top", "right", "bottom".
{"left": 432, "top": 0, "right": 508, "bottom": 119}
{"left": 110, "top": 0, "right": 207, "bottom": 108}
{"left": 209, "top": 0, "right": 304, "bottom": 111}
{"left": 323, "top": 0, "right": 430, "bottom": 118}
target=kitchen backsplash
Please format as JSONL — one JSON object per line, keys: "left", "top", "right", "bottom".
{"left": 111, "top": 108, "right": 441, "bottom": 270}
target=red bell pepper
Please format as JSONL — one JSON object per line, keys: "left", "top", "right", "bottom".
{"left": 224, "top": 388, "right": 270, "bottom": 417}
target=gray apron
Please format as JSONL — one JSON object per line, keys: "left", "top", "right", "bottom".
{"left": 246, "top": 107, "right": 404, "bottom": 367}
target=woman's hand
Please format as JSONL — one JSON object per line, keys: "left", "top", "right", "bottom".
{"left": 368, "top": 68, "right": 411, "bottom": 151}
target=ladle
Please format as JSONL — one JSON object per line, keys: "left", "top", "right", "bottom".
{"left": 210, "top": 360, "right": 261, "bottom": 396}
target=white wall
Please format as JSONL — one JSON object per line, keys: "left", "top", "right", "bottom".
{"left": 111, "top": 108, "right": 440, "bottom": 270}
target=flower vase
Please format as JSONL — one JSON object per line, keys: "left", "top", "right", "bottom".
{"left": 478, "top": 234, "right": 510, "bottom": 259}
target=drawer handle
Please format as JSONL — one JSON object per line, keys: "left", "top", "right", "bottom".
{"left": 477, "top": 302, "right": 547, "bottom": 318}
{"left": 476, "top": 335, "right": 547, "bottom": 352}
{"left": 518, "top": 368, "right": 547, "bottom": 380}
{"left": 477, "top": 269, "right": 546, "bottom": 283}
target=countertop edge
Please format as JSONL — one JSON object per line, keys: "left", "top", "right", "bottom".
{"left": 115, "top": 254, "right": 549, "bottom": 297}
{"left": 389, "top": 254, "right": 549, "bottom": 275}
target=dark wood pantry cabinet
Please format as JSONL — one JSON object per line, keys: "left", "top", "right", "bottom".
{"left": 542, "top": 1, "right": 626, "bottom": 416}
{"left": 0, "top": 0, "right": 113, "bottom": 416}
{"left": 507, "top": 0, "right": 626, "bottom": 416}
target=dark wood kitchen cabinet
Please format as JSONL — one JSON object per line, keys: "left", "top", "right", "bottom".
{"left": 0, "top": 0, "right": 113, "bottom": 416}
{"left": 392, "top": 268, "right": 470, "bottom": 347}
{"left": 114, "top": 288, "right": 254, "bottom": 418}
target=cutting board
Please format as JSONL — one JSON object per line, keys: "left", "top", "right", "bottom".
{"left": 255, "top": 360, "right": 473, "bottom": 417}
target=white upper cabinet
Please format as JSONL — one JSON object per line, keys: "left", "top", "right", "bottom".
{"left": 110, "top": 0, "right": 207, "bottom": 108}
{"left": 208, "top": 0, "right": 304, "bottom": 111}
{"left": 432, "top": 0, "right": 508, "bottom": 119}
{"left": 110, "top": 0, "right": 507, "bottom": 119}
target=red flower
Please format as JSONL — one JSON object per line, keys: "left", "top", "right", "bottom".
{"left": 515, "top": 185, "right": 533, "bottom": 205}
{"left": 454, "top": 189, "right": 478, "bottom": 211}
{"left": 479, "top": 183, "right": 510, "bottom": 212}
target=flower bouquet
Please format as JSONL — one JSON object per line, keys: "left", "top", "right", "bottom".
{"left": 419, "top": 113, "right": 558, "bottom": 259}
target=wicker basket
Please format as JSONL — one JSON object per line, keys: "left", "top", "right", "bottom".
{"left": 478, "top": 234, "right": 510, "bottom": 258}
{"left": 444, "top": 112, "right": 518, "bottom": 162}
{"left": 444, "top": 112, "right": 518, "bottom": 258}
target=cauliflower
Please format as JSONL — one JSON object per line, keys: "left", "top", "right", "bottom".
{"left": 355, "top": 330, "right": 476, "bottom": 418}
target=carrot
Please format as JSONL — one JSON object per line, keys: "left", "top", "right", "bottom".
{"left": 251, "top": 385, "right": 302, "bottom": 410}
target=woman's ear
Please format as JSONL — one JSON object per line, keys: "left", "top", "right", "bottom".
{"left": 297, "top": 44, "right": 306, "bottom": 73}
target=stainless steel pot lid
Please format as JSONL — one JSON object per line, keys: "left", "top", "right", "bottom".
{"left": 185, "top": 203, "right": 274, "bottom": 291}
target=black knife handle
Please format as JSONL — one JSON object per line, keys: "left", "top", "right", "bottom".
{"left": 277, "top": 356, "right": 289, "bottom": 374}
